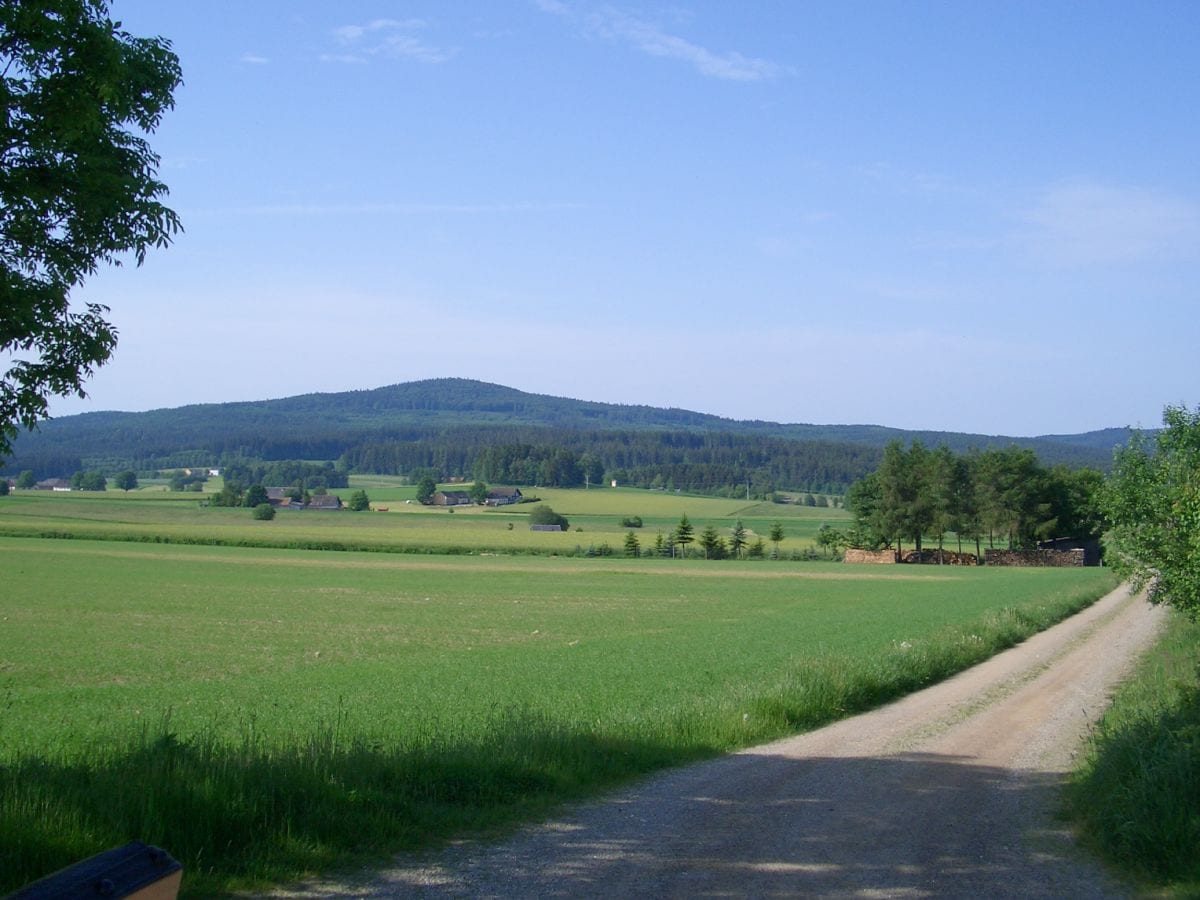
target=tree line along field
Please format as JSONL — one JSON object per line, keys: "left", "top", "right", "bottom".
{"left": 0, "top": 523, "right": 1116, "bottom": 896}
{"left": 0, "top": 479, "right": 851, "bottom": 557}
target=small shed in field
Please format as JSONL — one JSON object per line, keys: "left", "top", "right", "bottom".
{"left": 432, "top": 490, "right": 472, "bottom": 507}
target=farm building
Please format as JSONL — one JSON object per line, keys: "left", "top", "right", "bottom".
{"left": 306, "top": 494, "right": 343, "bottom": 510}
{"left": 431, "top": 490, "right": 472, "bottom": 507}
{"left": 485, "top": 487, "right": 523, "bottom": 506}
{"left": 35, "top": 479, "right": 72, "bottom": 491}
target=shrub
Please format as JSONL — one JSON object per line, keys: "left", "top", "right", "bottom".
{"left": 529, "top": 505, "right": 569, "bottom": 530}
{"left": 252, "top": 503, "right": 275, "bottom": 521}
{"left": 620, "top": 516, "right": 643, "bottom": 528}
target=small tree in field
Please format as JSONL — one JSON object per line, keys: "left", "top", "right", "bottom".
{"left": 624, "top": 531, "right": 641, "bottom": 558}
{"left": 252, "top": 503, "right": 275, "bottom": 520}
{"left": 243, "top": 484, "right": 268, "bottom": 508}
{"left": 16, "top": 470, "right": 36, "bottom": 489}
{"left": 729, "top": 519, "right": 748, "bottom": 559}
{"left": 348, "top": 489, "right": 370, "bottom": 511}
{"left": 674, "top": 514, "right": 694, "bottom": 558}
{"left": 769, "top": 522, "right": 785, "bottom": 558}
{"left": 114, "top": 470, "right": 138, "bottom": 492}
{"left": 415, "top": 476, "right": 437, "bottom": 505}
{"left": 699, "top": 524, "right": 726, "bottom": 559}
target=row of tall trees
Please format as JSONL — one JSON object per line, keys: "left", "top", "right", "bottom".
{"left": 848, "top": 442, "right": 1105, "bottom": 555}
{"left": 343, "top": 429, "right": 878, "bottom": 496}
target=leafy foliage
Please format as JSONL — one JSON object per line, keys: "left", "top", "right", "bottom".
{"left": 528, "top": 504, "right": 568, "bottom": 530}
{"left": 347, "top": 489, "right": 370, "bottom": 512}
{"left": 415, "top": 476, "right": 436, "bottom": 505}
{"left": 70, "top": 469, "right": 105, "bottom": 491}
{"left": 1104, "top": 405, "right": 1200, "bottom": 617}
{"left": 1, "top": 1, "right": 181, "bottom": 456}
{"left": 850, "top": 441, "right": 1107, "bottom": 554}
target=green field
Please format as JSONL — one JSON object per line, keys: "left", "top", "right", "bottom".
{"left": 0, "top": 518, "right": 1116, "bottom": 896}
{"left": 0, "top": 483, "right": 850, "bottom": 556}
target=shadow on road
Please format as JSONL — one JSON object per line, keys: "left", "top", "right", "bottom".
{"left": 351, "top": 751, "right": 1125, "bottom": 898}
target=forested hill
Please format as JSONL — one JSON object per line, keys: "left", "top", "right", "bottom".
{"left": 3, "top": 378, "right": 1133, "bottom": 492}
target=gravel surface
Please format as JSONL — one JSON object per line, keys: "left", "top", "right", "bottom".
{"left": 259, "top": 583, "right": 1164, "bottom": 899}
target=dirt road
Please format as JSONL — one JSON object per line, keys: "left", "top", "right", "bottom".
{"left": 269, "top": 583, "right": 1164, "bottom": 898}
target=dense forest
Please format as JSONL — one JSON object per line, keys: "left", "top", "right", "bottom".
{"left": 1, "top": 378, "right": 1134, "bottom": 495}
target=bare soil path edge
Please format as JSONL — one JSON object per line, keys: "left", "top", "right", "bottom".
{"left": 260, "top": 583, "right": 1165, "bottom": 899}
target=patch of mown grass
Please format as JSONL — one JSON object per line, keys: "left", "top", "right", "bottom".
{"left": 1068, "top": 609, "right": 1200, "bottom": 895}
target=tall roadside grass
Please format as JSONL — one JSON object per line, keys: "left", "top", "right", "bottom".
{"left": 1068, "top": 611, "right": 1200, "bottom": 895}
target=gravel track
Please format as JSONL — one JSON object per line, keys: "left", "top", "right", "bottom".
{"left": 262, "top": 583, "right": 1164, "bottom": 899}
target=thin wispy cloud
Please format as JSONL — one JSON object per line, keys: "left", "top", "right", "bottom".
{"left": 191, "top": 201, "right": 585, "bottom": 217}
{"left": 1020, "top": 182, "right": 1200, "bottom": 266}
{"left": 539, "top": 2, "right": 792, "bottom": 82}
{"left": 240, "top": 53, "right": 269, "bottom": 65}
{"left": 325, "top": 18, "right": 453, "bottom": 65}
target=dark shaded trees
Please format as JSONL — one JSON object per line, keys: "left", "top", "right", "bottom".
{"left": 729, "top": 519, "right": 748, "bottom": 559}
{"left": 699, "top": 524, "right": 726, "bottom": 559}
{"left": 415, "top": 476, "right": 436, "bottom": 505}
{"left": 70, "top": 469, "right": 105, "bottom": 490}
{"left": 849, "top": 443, "right": 1105, "bottom": 555}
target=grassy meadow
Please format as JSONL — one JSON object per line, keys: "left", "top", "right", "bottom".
{"left": 0, "top": 480, "right": 849, "bottom": 556}
{"left": 0, "top": 505, "right": 1117, "bottom": 895}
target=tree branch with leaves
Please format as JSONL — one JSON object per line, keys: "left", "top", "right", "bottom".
{"left": 1, "top": 1, "right": 181, "bottom": 458}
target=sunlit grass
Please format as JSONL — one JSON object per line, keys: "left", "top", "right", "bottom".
{"left": 0, "top": 488, "right": 850, "bottom": 555}
{"left": 0, "top": 536, "right": 1115, "bottom": 895}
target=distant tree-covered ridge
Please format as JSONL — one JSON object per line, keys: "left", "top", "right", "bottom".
{"left": 2, "top": 379, "right": 1133, "bottom": 492}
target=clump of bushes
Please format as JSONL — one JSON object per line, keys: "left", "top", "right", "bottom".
{"left": 620, "top": 516, "right": 643, "bottom": 528}
{"left": 252, "top": 503, "right": 275, "bottom": 520}
{"left": 528, "top": 505, "right": 569, "bottom": 530}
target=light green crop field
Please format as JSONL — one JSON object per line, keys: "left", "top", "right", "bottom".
{"left": 0, "top": 486, "right": 851, "bottom": 556}
{"left": 0, "top": 532, "right": 1115, "bottom": 896}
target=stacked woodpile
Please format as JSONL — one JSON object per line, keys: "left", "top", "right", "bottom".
{"left": 900, "top": 549, "right": 979, "bottom": 565}
{"left": 843, "top": 549, "right": 897, "bottom": 564}
{"left": 985, "top": 549, "right": 1086, "bottom": 567}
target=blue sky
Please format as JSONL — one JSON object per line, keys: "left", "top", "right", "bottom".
{"left": 46, "top": 1, "right": 1200, "bottom": 436}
